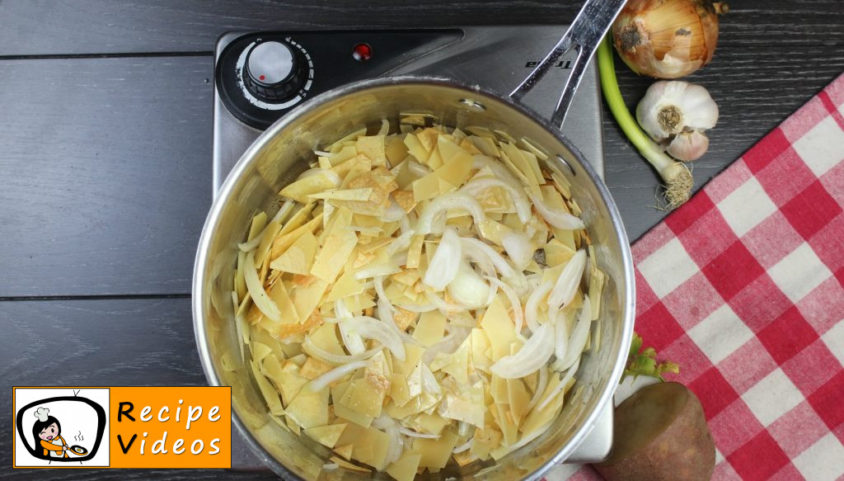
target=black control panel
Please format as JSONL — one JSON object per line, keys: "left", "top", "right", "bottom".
{"left": 215, "top": 30, "right": 462, "bottom": 130}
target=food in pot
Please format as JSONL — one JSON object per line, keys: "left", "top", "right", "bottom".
{"left": 229, "top": 116, "right": 606, "bottom": 479}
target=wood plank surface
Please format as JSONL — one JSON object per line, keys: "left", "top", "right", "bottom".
{"left": 0, "top": 297, "right": 275, "bottom": 480}
{"left": 0, "top": 57, "right": 213, "bottom": 297}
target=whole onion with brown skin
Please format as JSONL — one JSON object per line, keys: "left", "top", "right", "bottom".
{"left": 612, "top": 0, "right": 728, "bottom": 79}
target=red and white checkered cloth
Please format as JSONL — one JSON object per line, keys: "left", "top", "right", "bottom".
{"left": 549, "top": 72, "right": 844, "bottom": 480}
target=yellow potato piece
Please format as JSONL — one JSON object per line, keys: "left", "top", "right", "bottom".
{"left": 269, "top": 214, "right": 323, "bottom": 261}
{"left": 270, "top": 230, "right": 317, "bottom": 275}
{"left": 308, "top": 323, "right": 345, "bottom": 356}
{"left": 439, "top": 380, "right": 484, "bottom": 428}
{"left": 286, "top": 385, "right": 329, "bottom": 429}
{"left": 403, "top": 134, "right": 429, "bottom": 164}
{"left": 414, "top": 429, "right": 458, "bottom": 472}
{"left": 291, "top": 278, "right": 329, "bottom": 322}
{"left": 393, "top": 190, "right": 416, "bottom": 213}
{"left": 338, "top": 378, "right": 386, "bottom": 419}
{"left": 480, "top": 296, "right": 517, "bottom": 359}
{"left": 336, "top": 423, "right": 392, "bottom": 471}
{"left": 471, "top": 425, "right": 502, "bottom": 460}
{"left": 411, "top": 172, "right": 441, "bottom": 202}
{"left": 299, "top": 356, "right": 333, "bottom": 380}
{"left": 250, "top": 360, "right": 284, "bottom": 416}
{"left": 413, "top": 310, "right": 446, "bottom": 347}
{"left": 386, "top": 452, "right": 422, "bottom": 481}
{"left": 280, "top": 171, "right": 339, "bottom": 203}
{"left": 268, "top": 281, "right": 299, "bottom": 324}
{"left": 333, "top": 443, "right": 354, "bottom": 460}
{"left": 356, "top": 135, "right": 386, "bottom": 163}
{"left": 263, "top": 357, "right": 307, "bottom": 407}
{"left": 385, "top": 135, "right": 408, "bottom": 166}
{"left": 492, "top": 402, "right": 519, "bottom": 447}
{"left": 304, "top": 423, "right": 347, "bottom": 448}
{"left": 325, "top": 269, "right": 365, "bottom": 302}
{"left": 406, "top": 234, "right": 425, "bottom": 269}
{"left": 408, "top": 413, "right": 450, "bottom": 435}
{"left": 330, "top": 456, "right": 371, "bottom": 473}
{"left": 507, "top": 377, "right": 531, "bottom": 425}
{"left": 309, "top": 187, "right": 374, "bottom": 202}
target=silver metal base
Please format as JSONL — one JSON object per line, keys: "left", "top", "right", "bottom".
{"left": 212, "top": 25, "right": 608, "bottom": 471}
{"left": 213, "top": 26, "right": 604, "bottom": 197}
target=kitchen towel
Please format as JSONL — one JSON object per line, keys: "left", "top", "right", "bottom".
{"left": 549, "top": 72, "right": 844, "bottom": 481}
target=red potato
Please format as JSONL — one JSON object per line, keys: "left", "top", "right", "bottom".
{"left": 594, "top": 382, "right": 715, "bottom": 481}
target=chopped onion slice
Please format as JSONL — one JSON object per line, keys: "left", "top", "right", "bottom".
{"left": 377, "top": 118, "right": 390, "bottom": 136}
{"left": 527, "top": 366, "right": 549, "bottom": 411}
{"left": 461, "top": 177, "right": 531, "bottom": 223}
{"left": 380, "top": 198, "right": 406, "bottom": 223}
{"left": 526, "top": 189, "right": 585, "bottom": 230}
{"left": 354, "top": 261, "right": 401, "bottom": 280}
{"left": 501, "top": 231, "right": 534, "bottom": 270}
{"left": 446, "top": 261, "right": 490, "bottom": 309}
{"left": 336, "top": 299, "right": 366, "bottom": 355}
{"left": 422, "top": 326, "right": 471, "bottom": 364}
{"left": 557, "top": 298, "right": 591, "bottom": 371}
{"left": 472, "top": 155, "right": 523, "bottom": 190}
{"left": 554, "top": 309, "right": 568, "bottom": 367}
{"left": 453, "top": 438, "right": 474, "bottom": 453}
{"left": 302, "top": 336, "right": 381, "bottom": 365}
{"left": 423, "top": 228, "right": 461, "bottom": 291}
{"left": 485, "top": 276, "right": 524, "bottom": 333}
{"left": 373, "top": 276, "right": 392, "bottom": 314}
{"left": 308, "top": 360, "right": 367, "bottom": 391}
{"left": 460, "top": 237, "right": 519, "bottom": 280}
{"left": 406, "top": 159, "right": 432, "bottom": 177}
{"left": 424, "top": 290, "right": 463, "bottom": 313}
{"left": 548, "top": 249, "right": 587, "bottom": 309}
{"left": 399, "top": 427, "right": 440, "bottom": 439}
{"left": 415, "top": 193, "right": 486, "bottom": 234}
{"left": 377, "top": 296, "right": 419, "bottom": 346}
{"left": 524, "top": 281, "right": 553, "bottom": 332}
{"left": 395, "top": 302, "right": 437, "bottom": 313}
{"left": 540, "top": 356, "right": 580, "bottom": 410}
{"left": 238, "top": 201, "right": 295, "bottom": 252}
{"left": 299, "top": 167, "right": 341, "bottom": 187}
{"left": 490, "top": 323, "right": 556, "bottom": 379}
{"left": 385, "top": 231, "right": 413, "bottom": 258}
{"left": 243, "top": 251, "right": 281, "bottom": 322}
{"left": 343, "top": 316, "right": 406, "bottom": 361}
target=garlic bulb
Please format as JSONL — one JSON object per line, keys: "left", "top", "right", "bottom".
{"left": 637, "top": 80, "right": 718, "bottom": 161}
{"left": 667, "top": 130, "right": 710, "bottom": 162}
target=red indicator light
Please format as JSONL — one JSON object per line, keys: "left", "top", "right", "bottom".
{"left": 259, "top": 74, "right": 266, "bottom": 81}
{"left": 352, "top": 43, "right": 372, "bottom": 62}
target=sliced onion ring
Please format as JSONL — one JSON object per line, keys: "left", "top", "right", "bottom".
{"left": 526, "top": 189, "right": 585, "bottom": 230}
{"left": 490, "top": 323, "right": 556, "bottom": 379}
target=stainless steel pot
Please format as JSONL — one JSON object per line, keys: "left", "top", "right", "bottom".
{"left": 193, "top": 1, "right": 634, "bottom": 479}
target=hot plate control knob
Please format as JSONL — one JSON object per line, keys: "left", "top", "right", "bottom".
{"left": 243, "top": 40, "right": 308, "bottom": 102}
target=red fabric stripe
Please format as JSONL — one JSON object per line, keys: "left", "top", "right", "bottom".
{"left": 819, "top": 89, "right": 844, "bottom": 130}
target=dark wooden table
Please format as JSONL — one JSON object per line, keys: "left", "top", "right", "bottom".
{"left": 2, "top": 1, "right": 842, "bottom": 479}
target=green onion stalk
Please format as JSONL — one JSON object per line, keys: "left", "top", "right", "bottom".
{"left": 597, "top": 38, "right": 693, "bottom": 209}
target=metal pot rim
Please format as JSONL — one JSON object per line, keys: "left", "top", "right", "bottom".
{"left": 192, "top": 75, "right": 635, "bottom": 480}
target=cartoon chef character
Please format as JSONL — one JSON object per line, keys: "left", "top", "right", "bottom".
{"left": 32, "top": 407, "right": 69, "bottom": 458}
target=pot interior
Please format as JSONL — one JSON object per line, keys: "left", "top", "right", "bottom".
{"left": 194, "top": 78, "right": 634, "bottom": 480}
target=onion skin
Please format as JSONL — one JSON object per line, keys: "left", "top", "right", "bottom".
{"left": 612, "top": 0, "right": 724, "bottom": 79}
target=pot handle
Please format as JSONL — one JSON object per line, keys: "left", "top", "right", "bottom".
{"left": 510, "top": 0, "right": 626, "bottom": 128}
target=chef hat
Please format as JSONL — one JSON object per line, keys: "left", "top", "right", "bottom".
{"left": 35, "top": 407, "right": 50, "bottom": 423}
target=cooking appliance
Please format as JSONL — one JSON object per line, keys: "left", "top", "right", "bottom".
{"left": 203, "top": 3, "right": 633, "bottom": 477}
